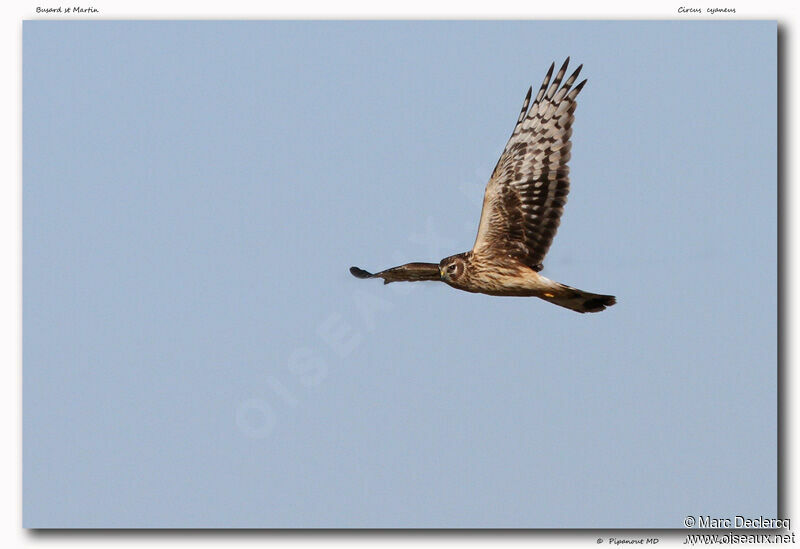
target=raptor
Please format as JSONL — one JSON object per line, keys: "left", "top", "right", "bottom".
{"left": 350, "top": 59, "right": 615, "bottom": 313}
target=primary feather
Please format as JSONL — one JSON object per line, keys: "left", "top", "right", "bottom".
{"left": 473, "top": 58, "right": 586, "bottom": 272}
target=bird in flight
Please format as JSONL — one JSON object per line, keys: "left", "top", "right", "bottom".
{"left": 350, "top": 59, "right": 616, "bottom": 313}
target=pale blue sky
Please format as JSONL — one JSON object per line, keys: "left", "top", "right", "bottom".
{"left": 24, "top": 21, "right": 776, "bottom": 527}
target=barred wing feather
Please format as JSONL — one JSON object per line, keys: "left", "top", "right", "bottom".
{"left": 472, "top": 58, "right": 587, "bottom": 272}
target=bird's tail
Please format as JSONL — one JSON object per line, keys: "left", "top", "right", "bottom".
{"left": 539, "top": 281, "right": 616, "bottom": 313}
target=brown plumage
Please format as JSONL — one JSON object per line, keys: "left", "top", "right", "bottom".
{"left": 350, "top": 59, "right": 616, "bottom": 314}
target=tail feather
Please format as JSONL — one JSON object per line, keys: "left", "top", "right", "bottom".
{"left": 541, "top": 283, "right": 616, "bottom": 313}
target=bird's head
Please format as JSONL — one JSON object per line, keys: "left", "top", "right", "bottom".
{"left": 439, "top": 254, "right": 467, "bottom": 282}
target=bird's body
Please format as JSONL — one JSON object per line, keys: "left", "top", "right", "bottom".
{"left": 438, "top": 252, "right": 540, "bottom": 297}
{"left": 350, "top": 59, "right": 616, "bottom": 314}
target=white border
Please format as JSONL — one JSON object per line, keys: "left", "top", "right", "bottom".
{"left": 5, "top": 1, "right": 796, "bottom": 547}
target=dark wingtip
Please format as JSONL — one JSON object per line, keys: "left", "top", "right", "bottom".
{"left": 349, "top": 266, "right": 373, "bottom": 279}
{"left": 582, "top": 295, "right": 617, "bottom": 313}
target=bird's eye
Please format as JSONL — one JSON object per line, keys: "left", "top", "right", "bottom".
{"left": 448, "top": 263, "right": 457, "bottom": 273}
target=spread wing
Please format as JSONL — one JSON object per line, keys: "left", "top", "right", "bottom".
{"left": 472, "top": 58, "right": 586, "bottom": 272}
{"left": 349, "top": 263, "right": 441, "bottom": 284}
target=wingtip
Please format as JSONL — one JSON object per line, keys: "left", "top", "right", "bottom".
{"left": 349, "top": 266, "right": 373, "bottom": 279}
{"left": 582, "top": 294, "right": 617, "bottom": 313}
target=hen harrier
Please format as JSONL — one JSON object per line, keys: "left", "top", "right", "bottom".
{"left": 350, "top": 59, "right": 616, "bottom": 313}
